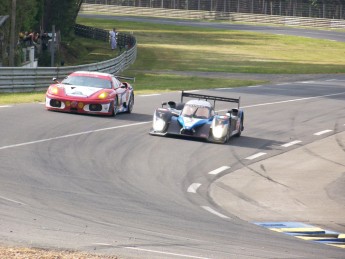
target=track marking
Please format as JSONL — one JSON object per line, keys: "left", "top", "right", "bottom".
{"left": 125, "top": 247, "right": 211, "bottom": 259}
{"left": 201, "top": 206, "right": 229, "bottom": 219}
{"left": 299, "top": 81, "right": 315, "bottom": 84}
{"left": 281, "top": 140, "right": 302, "bottom": 147}
{"left": 0, "top": 195, "right": 25, "bottom": 205}
{"left": 208, "top": 166, "right": 230, "bottom": 175}
{"left": 314, "top": 129, "right": 333, "bottom": 136}
{"left": 93, "top": 243, "right": 112, "bottom": 246}
{"left": 0, "top": 105, "right": 11, "bottom": 108}
{"left": 245, "top": 152, "right": 267, "bottom": 160}
{"left": 239, "top": 91, "right": 345, "bottom": 110}
{"left": 139, "top": 94, "right": 161, "bottom": 97}
{"left": 248, "top": 85, "right": 262, "bottom": 88}
{"left": 216, "top": 91, "right": 345, "bottom": 113}
{"left": 0, "top": 121, "right": 151, "bottom": 150}
{"left": 215, "top": 87, "right": 232, "bottom": 90}
{"left": 187, "top": 183, "right": 201, "bottom": 193}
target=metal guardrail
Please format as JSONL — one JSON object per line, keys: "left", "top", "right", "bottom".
{"left": 0, "top": 24, "right": 137, "bottom": 93}
{"left": 80, "top": 3, "right": 345, "bottom": 29}
{"left": 83, "top": 0, "right": 345, "bottom": 20}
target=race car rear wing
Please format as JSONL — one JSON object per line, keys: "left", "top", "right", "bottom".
{"left": 181, "top": 90, "right": 240, "bottom": 109}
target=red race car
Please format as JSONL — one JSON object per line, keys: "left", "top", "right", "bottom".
{"left": 45, "top": 71, "right": 134, "bottom": 116}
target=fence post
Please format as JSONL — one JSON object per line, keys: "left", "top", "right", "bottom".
{"left": 51, "top": 25, "right": 55, "bottom": 67}
{"left": 339, "top": 4, "right": 343, "bottom": 19}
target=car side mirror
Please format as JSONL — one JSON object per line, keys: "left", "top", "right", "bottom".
{"left": 52, "top": 77, "right": 59, "bottom": 83}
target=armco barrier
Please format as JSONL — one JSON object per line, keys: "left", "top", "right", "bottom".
{"left": 80, "top": 3, "right": 345, "bottom": 29}
{"left": 0, "top": 25, "right": 137, "bottom": 93}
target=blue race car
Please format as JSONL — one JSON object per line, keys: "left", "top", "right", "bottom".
{"left": 150, "top": 91, "right": 244, "bottom": 143}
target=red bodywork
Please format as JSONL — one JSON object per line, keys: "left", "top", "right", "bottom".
{"left": 45, "top": 71, "right": 123, "bottom": 116}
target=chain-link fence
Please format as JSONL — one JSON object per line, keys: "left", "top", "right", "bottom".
{"left": 83, "top": 0, "right": 345, "bottom": 19}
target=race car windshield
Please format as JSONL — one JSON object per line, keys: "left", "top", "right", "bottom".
{"left": 62, "top": 76, "right": 112, "bottom": 89}
{"left": 182, "top": 105, "right": 210, "bottom": 119}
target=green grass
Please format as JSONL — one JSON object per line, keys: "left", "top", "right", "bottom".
{"left": 0, "top": 92, "right": 46, "bottom": 105}
{"left": 77, "top": 17, "right": 345, "bottom": 74}
{"left": 2, "top": 17, "right": 345, "bottom": 104}
{"left": 131, "top": 73, "right": 266, "bottom": 93}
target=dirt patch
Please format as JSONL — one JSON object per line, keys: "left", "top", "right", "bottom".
{"left": 0, "top": 246, "right": 118, "bottom": 259}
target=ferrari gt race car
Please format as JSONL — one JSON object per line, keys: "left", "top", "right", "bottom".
{"left": 150, "top": 91, "right": 244, "bottom": 143}
{"left": 45, "top": 71, "right": 134, "bottom": 116}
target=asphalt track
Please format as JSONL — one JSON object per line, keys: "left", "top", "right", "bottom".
{"left": 0, "top": 16, "right": 345, "bottom": 258}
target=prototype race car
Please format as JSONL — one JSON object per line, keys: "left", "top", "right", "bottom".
{"left": 150, "top": 91, "right": 244, "bottom": 143}
{"left": 45, "top": 71, "right": 134, "bottom": 116}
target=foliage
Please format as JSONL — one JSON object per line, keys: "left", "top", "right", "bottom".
{"left": 0, "top": 0, "right": 84, "bottom": 66}
{"left": 0, "top": 0, "right": 40, "bottom": 32}
{"left": 42, "top": 0, "right": 83, "bottom": 37}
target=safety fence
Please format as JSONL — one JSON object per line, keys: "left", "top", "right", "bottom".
{"left": 83, "top": 0, "right": 345, "bottom": 20}
{"left": 0, "top": 24, "right": 137, "bottom": 92}
{"left": 80, "top": 3, "right": 345, "bottom": 29}
{"left": 75, "top": 24, "right": 135, "bottom": 49}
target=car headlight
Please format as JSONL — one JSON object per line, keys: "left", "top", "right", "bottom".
{"left": 212, "top": 126, "right": 225, "bottom": 139}
{"left": 48, "top": 85, "right": 59, "bottom": 95}
{"left": 212, "top": 119, "right": 226, "bottom": 139}
{"left": 153, "top": 113, "right": 166, "bottom": 132}
{"left": 98, "top": 92, "right": 109, "bottom": 99}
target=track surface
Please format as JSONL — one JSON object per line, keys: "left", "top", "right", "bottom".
{"left": 0, "top": 17, "right": 345, "bottom": 258}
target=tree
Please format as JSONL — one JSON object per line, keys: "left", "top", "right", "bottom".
{"left": 0, "top": 0, "right": 39, "bottom": 32}
{"left": 0, "top": 0, "right": 39, "bottom": 66}
{"left": 42, "top": 0, "right": 83, "bottom": 38}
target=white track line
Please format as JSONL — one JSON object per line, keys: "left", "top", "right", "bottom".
{"left": 187, "top": 183, "right": 201, "bottom": 193}
{"left": 216, "top": 91, "right": 345, "bottom": 113}
{"left": 241, "top": 91, "right": 345, "bottom": 110}
{"left": 201, "top": 206, "right": 229, "bottom": 219}
{"left": 208, "top": 166, "right": 230, "bottom": 175}
{"left": 139, "top": 94, "right": 161, "bottom": 97}
{"left": 245, "top": 152, "right": 267, "bottom": 160}
{"left": 125, "top": 247, "right": 211, "bottom": 259}
{"left": 0, "top": 121, "right": 151, "bottom": 150}
{"left": 314, "top": 129, "right": 333, "bottom": 136}
{"left": 215, "top": 87, "right": 232, "bottom": 90}
{"left": 299, "top": 81, "right": 315, "bottom": 84}
{"left": 0, "top": 195, "right": 25, "bottom": 205}
{"left": 281, "top": 140, "right": 302, "bottom": 147}
{"left": 0, "top": 105, "right": 11, "bottom": 108}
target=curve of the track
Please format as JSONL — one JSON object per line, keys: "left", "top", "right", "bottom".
{"left": 0, "top": 17, "right": 345, "bottom": 259}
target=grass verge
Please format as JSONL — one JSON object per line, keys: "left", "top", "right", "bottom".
{"left": 2, "top": 17, "right": 345, "bottom": 104}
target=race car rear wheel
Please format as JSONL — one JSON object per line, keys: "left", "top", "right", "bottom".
{"left": 235, "top": 117, "right": 243, "bottom": 137}
{"left": 127, "top": 93, "right": 134, "bottom": 113}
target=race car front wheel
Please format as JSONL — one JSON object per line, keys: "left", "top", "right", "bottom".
{"left": 223, "top": 127, "right": 231, "bottom": 143}
{"left": 112, "top": 96, "right": 119, "bottom": 117}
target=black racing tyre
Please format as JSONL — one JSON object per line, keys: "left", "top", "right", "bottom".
{"left": 127, "top": 93, "right": 134, "bottom": 113}
{"left": 112, "top": 96, "right": 119, "bottom": 117}
{"left": 223, "top": 127, "right": 231, "bottom": 143}
{"left": 235, "top": 118, "right": 243, "bottom": 137}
